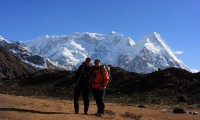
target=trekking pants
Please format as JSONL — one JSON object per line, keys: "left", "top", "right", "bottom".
{"left": 74, "top": 84, "right": 90, "bottom": 113}
{"left": 93, "top": 88, "right": 105, "bottom": 114}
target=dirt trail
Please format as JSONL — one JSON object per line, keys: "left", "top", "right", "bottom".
{"left": 0, "top": 94, "right": 199, "bottom": 120}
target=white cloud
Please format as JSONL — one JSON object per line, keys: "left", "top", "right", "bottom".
{"left": 174, "top": 50, "right": 184, "bottom": 55}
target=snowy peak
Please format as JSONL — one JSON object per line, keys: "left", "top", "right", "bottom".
{"left": 139, "top": 32, "right": 177, "bottom": 59}
{"left": 0, "top": 35, "right": 4, "bottom": 40}
{"left": 143, "top": 32, "right": 163, "bottom": 42}
{"left": 127, "top": 32, "right": 189, "bottom": 73}
{"left": 0, "top": 36, "right": 11, "bottom": 43}
{"left": 104, "top": 31, "right": 135, "bottom": 46}
{"left": 139, "top": 32, "right": 166, "bottom": 47}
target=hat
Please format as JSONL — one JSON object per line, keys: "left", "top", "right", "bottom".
{"left": 94, "top": 59, "right": 101, "bottom": 63}
{"left": 85, "top": 57, "right": 91, "bottom": 61}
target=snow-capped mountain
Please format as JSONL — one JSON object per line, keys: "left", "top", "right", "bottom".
{"left": 122, "top": 32, "right": 189, "bottom": 73}
{"left": 0, "top": 36, "right": 57, "bottom": 69}
{"left": 23, "top": 32, "right": 190, "bottom": 73}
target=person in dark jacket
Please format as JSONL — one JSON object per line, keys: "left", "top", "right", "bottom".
{"left": 73, "top": 58, "right": 92, "bottom": 114}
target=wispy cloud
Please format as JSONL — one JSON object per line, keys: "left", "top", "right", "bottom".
{"left": 174, "top": 51, "right": 184, "bottom": 55}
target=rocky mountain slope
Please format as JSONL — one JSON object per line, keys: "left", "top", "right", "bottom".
{"left": 0, "top": 46, "right": 36, "bottom": 80}
{"left": 0, "top": 36, "right": 57, "bottom": 69}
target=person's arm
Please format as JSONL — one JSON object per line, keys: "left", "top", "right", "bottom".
{"left": 74, "top": 65, "right": 83, "bottom": 84}
{"left": 102, "top": 67, "right": 109, "bottom": 88}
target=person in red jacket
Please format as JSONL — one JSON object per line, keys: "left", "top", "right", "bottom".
{"left": 91, "top": 59, "right": 109, "bottom": 116}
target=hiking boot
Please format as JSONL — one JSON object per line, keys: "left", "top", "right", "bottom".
{"left": 96, "top": 113, "right": 104, "bottom": 117}
{"left": 84, "top": 112, "right": 88, "bottom": 115}
{"left": 95, "top": 113, "right": 98, "bottom": 115}
{"left": 75, "top": 110, "right": 78, "bottom": 114}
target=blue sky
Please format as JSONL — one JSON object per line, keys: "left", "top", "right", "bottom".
{"left": 0, "top": 0, "right": 200, "bottom": 70}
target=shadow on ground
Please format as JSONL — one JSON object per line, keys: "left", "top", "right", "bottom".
{"left": 0, "top": 108, "right": 69, "bottom": 114}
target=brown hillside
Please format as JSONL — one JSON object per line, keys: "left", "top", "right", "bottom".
{"left": 0, "top": 46, "right": 36, "bottom": 80}
{"left": 0, "top": 66, "right": 200, "bottom": 105}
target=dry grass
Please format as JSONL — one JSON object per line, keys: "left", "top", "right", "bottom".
{"left": 122, "top": 112, "right": 142, "bottom": 120}
{"left": 0, "top": 94, "right": 199, "bottom": 120}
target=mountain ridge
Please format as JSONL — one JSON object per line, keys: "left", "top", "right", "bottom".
{"left": 0, "top": 36, "right": 58, "bottom": 70}
{"left": 0, "top": 32, "right": 193, "bottom": 73}
{"left": 23, "top": 31, "right": 190, "bottom": 73}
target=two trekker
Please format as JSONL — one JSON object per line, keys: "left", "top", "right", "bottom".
{"left": 73, "top": 58, "right": 110, "bottom": 116}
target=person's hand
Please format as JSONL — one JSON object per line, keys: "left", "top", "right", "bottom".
{"left": 100, "top": 86, "right": 105, "bottom": 90}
